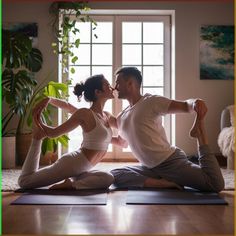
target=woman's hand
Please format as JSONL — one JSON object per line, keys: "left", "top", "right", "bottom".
{"left": 33, "top": 97, "right": 50, "bottom": 127}
{"left": 111, "top": 135, "right": 128, "bottom": 148}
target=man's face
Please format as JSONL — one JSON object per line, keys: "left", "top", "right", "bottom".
{"left": 115, "top": 73, "right": 129, "bottom": 99}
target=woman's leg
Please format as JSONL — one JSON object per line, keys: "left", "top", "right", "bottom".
{"left": 18, "top": 126, "right": 92, "bottom": 189}
{"left": 50, "top": 170, "right": 114, "bottom": 190}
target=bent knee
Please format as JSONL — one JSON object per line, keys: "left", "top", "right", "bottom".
{"left": 99, "top": 172, "right": 114, "bottom": 186}
{"left": 18, "top": 176, "right": 31, "bottom": 189}
{"left": 18, "top": 176, "right": 35, "bottom": 189}
{"left": 211, "top": 179, "right": 225, "bottom": 193}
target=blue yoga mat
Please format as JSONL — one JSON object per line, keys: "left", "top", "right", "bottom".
{"left": 126, "top": 188, "right": 228, "bottom": 205}
{"left": 12, "top": 189, "right": 107, "bottom": 205}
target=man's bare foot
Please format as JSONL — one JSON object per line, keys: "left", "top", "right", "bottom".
{"left": 50, "top": 179, "right": 74, "bottom": 190}
{"left": 144, "top": 178, "right": 183, "bottom": 190}
{"left": 189, "top": 116, "right": 208, "bottom": 145}
{"left": 32, "top": 122, "right": 46, "bottom": 140}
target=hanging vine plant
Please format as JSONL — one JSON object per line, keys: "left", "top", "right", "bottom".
{"left": 49, "top": 1, "right": 97, "bottom": 79}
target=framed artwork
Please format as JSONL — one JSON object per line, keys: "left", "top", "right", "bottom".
{"left": 200, "top": 25, "right": 234, "bottom": 80}
{"left": 3, "top": 22, "right": 38, "bottom": 46}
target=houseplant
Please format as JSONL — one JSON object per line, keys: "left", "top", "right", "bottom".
{"left": 2, "top": 30, "right": 68, "bottom": 165}
{"left": 2, "top": 29, "right": 42, "bottom": 166}
{"left": 2, "top": 1, "right": 97, "bottom": 166}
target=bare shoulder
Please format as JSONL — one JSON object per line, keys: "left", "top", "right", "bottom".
{"left": 73, "top": 108, "right": 93, "bottom": 120}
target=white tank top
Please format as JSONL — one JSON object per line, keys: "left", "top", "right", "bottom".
{"left": 81, "top": 110, "right": 112, "bottom": 151}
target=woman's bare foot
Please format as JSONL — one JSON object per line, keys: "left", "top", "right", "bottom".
{"left": 189, "top": 116, "right": 208, "bottom": 145}
{"left": 50, "top": 178, "right": 74, "bottom": 190}
{"left": 144, "top": 178, "right": 183, "bottom": 190}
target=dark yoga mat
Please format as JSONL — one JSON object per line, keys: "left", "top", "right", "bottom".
{"left": 12, "top": 189, "right": 107, "bottom": 205}
{"left": 126, "top": 188, "right": 228, "bottom": 205}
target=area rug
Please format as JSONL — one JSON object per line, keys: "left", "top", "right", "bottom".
{"left": 1, "top": 167, "right": 235, "bottom": 192}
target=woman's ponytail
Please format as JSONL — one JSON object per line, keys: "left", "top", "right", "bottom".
{"left": 73, "top": 82, "right": 85, "bottom": 100}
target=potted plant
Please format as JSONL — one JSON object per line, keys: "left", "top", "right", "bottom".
{"left": 2, "top": 1, "right": 97, "bottom": 167}
{"left": 2, "top": 30, "right": 68, "bottom": 166}
{"left": 2, "top": 29, "right": 42, "bottom": 167}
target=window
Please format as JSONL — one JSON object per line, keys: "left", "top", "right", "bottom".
{"left": 60, "top": 11, "right": 174, "bottom": 161}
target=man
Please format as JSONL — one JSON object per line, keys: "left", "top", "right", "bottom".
{"left": 111, "top": 67, "right": 224, "bottom": 192}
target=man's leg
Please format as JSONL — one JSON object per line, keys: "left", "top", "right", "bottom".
{"left": 146, "top": 115, "right": 224, "bottom": 192}
{"left": 111, "top": 115, "right": 224, "bottom": 192}
{"left": 111, "top": 165, "right": 182, "bottom": 189}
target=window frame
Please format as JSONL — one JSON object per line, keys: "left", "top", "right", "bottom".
{"left": 59, "top": 10, "right": 176, "bottom": 161}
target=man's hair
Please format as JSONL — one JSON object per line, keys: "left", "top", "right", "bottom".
{"left": 115, "top": 67, "right": 142, "bottom": 86}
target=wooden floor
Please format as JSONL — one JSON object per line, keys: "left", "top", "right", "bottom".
{"left": 2, "top": 189, "right": 234, "bottom": 235}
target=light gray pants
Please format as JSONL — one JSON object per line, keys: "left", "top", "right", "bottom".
{"left": 111, "top": 145, "right": 225, "bottom": 192}
{"left": 18, "top": 139, "right": 114, "bottom": 189}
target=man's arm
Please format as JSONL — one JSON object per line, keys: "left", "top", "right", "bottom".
{"left": 167, "top": 98, "right": 207, "bottom": 119}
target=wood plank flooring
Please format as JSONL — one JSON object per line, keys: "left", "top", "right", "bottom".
{"left": 2, "top": 162, "right": 234, "bottom": 235}
{"left": 2, "top": 190, "right": 234, "bottom": 235}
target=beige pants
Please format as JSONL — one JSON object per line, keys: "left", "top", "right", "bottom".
{"left": 18, "top": 139, "right": 114, "bottom": 189}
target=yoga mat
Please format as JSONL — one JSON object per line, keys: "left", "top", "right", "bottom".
{"left": 11, "top": 189, "right": 107, "bottom": 205}
{"left": 126, "top": 188, "right": 228, "bottom": 205}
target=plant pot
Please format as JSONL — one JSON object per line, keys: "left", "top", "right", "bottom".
{"left": 15, "top": 133, "right": 32, "bottom": 166}
{"left": 2, "top": 136, "right": 16, "bottom": 168}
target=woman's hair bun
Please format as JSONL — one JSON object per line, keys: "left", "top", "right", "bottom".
{"left": 73, "top": 82, "right": 85, "bottom": 98}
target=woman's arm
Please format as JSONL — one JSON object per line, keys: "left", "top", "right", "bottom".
{"left": 33, "top": 102, "right": 87, "bottom": 138}
{"left": 39, "top": 109, "right": 86, "bottom": 138}
{"left": 111, "top": 135, "right": 128, "bottom": 148}
{"left": 48, "top": 97, "right": 78, "bottom": 114}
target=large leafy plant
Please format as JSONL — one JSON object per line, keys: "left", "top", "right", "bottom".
{"left": 2, "top": 30, "right": 69, "bottom": 156}
{"left": 26, "top": 78, "right": 70, "bottom": 155}
{"left": 2, "top": 29, "right": 43, "bottom": 136}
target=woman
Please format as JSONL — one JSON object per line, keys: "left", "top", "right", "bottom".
{"left": 18, "top": 74, "right": 180, "bottom": 190}
{"left": 18, "top": 74, "right": 121, "bottom": 190}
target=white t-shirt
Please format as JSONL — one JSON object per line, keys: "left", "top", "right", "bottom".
{"left": 117, "top": 93, "right": 176, "bottom": 168}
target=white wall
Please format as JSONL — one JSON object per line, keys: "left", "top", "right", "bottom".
{"left": 3, "top": 1, "right": 234, "bottom": 155}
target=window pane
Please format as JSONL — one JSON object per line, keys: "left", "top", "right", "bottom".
{"left": 69, "top": 22, "right": 90, "bottom": 43}
{"left": 143, "top": 87, "right": 163, "bottom": 96}
{"left": 92, "top": 44, "right": 112, "bottom": 65}
{"left": 92, "top": 22, "right": 112, "bottom": 43}
{"left": 122, "top": 22, "right": 141, "bottom": 43}
{"left": 71, "top": 44, "right": 90, "bottom": 65}
{"left": 92, "top": 66, "right": 112, "bottom": 84}
{"left": 143, "top": 22, "right": 163, "bottom": 43}
{"left": 122, "top": 99, "right": 130, "bottom": 110}
{"left": 104, "top": 100, "right": 113, "bottom": 152}
{"left": 143, "top": 66, "right": 163, "bottom": 86}
{"left": 68, "top": 127, "right": 83, "bottom": 152}
{"left": 143, "top": 45, "right": 163, "bottom": 65}
{"left": 122, "top": 45, "right": 141, "bottom": 65}
{"left": 69, "top": 66, "right": 90, "bottom": 85}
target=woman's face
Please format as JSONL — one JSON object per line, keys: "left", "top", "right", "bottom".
{"left": 101, "top": 78, "right": 114, "bottom": 99}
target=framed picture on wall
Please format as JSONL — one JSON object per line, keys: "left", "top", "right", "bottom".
{"left": 3, "top": 22, "right": 38, "bottom": 47}
{"left": 200, "top": 25, "right": 234, "bottom": 80}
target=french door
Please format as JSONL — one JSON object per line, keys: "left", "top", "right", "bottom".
{"left": 61, "top": 13, "right": 172, "bottom": 161}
